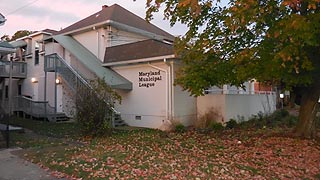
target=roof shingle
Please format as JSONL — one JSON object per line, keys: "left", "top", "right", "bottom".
{"left": 104, "top": 39, "right": 174, "bottom": 64}
{"left": 56, "top": 4, "right": 174, "bottom": 40}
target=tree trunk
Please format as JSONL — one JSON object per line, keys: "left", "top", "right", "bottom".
{"left": 294, "top": 85, "right": 320, "bottom": 138}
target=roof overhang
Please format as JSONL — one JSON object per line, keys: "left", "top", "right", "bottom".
{"left": 10, "top": 40, "right": 27, "bottom": 48}
{"left": 103, "top": 54, "right": 176, "bottom": 67}
{"left": 29, "top": 31, "right": 52, "bottom": 37}
{"left": 0, "top": 47, "right": 15, "bottom": 55}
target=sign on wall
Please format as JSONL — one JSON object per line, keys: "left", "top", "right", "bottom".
{"left": 138, "top": 70, "right": 162, "bottom": 88}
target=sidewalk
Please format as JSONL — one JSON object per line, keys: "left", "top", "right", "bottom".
{"left": 0, "top": 123, "right": 24, "bottom": 132}
{"left": 0, "top": 148, "right": 59, "bottom": 180}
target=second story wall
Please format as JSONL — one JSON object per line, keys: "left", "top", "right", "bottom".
{"left": 108, "top": 26, "right": 147, "bottom": 48}
{"left": 73, "top": 30, "right": 100, "bottom": 60}
{"left": 72, "top": 26, "right": 148, "bottom": 62}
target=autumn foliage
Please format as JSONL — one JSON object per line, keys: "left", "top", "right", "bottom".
{"left": 146, "top": 0, "right": 320, "bottom": 138}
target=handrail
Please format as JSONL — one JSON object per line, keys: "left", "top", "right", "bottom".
{"left": 0, "top": 60, "right": 27, "bottom": 78}
{"left": 45, "top": 53, "right": 90, "bottom": 90}
{"left": 44, "top": 53, "right": 120, "bottom": 118}
{"left": 55, "top": 54, "right": 90, "bottom": 87}
{"left": 13, "top": 96, "right": 56, "bottom": 116}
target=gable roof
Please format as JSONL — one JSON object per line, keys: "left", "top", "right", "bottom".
{"left": 103, "top": 39, "right": 175, "bottom": 66}
{"left": 55, "top": 4, "right": 174, "bottom": 41}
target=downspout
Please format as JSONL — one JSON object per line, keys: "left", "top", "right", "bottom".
{"left": 44, "top": 71, "right": 47, "bottom": 118}
{"left": 93, "top": 26, "right": 102, "bottom": 60}
{"left": 148, "top": 62, "right": 170, "bottom": 121}
{"left": 96, "top": 28, "right": 100, "bottom": 59}
{"left": 8, "top": 60, "right": 12, "bottom": 115}
{"left": 164, "top": 59, "right": 173, "bottom": 121}
{"left": 167, "top": 60, "right": 174, "bottom": 120}
{"left": 53, "top": 38, "right": 57, "bottom": 119}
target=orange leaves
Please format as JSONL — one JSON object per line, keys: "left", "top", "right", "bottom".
{"left": 21, "top": 129, "right": 320, "bottom": 179}
{"left": 308, "top": 3, "right": 318, "bottom": 9}
{"left": 178, "top": 0, "right": 201, "bottom": 16}
{"left": 281, "top": 0, "right": 320, "bottom": 11}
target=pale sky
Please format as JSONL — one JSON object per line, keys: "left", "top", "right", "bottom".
{"left": 0, "top": 0, "right": 188, "bottom": 38}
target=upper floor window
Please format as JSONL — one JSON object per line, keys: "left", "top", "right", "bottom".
{"left": 18, "top": 84, "right": 22, "bottom": 95}
{"left": 35, "top": 42, "right": 39, "bottom": 65}
{"left": 5, "top": 85, "right": 8, "bottom": 98}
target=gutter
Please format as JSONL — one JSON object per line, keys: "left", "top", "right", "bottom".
{"left": 0, "top": 47, "right": 16, "bottom": 54}
{"left": 103, "top": 54, "right": 175, "bottom": 67}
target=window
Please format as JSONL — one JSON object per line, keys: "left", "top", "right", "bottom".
{"left": 21, "top": 46, "right": 26, "bottom": 61}
{"left": 5, "top": 85, "right": 8, "bottom": 98}
{"left": 34, "top": 42, "right": 39, "bottom": 65}
{"left": 35, "top": 50, "right": 39, "bottom": 65}
{"left": 18, "top": 85, "right": 22, "bottom": 95}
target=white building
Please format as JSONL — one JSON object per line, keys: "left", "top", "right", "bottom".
{"left": 2, "top": 4, "right": 276, "bottom": 128}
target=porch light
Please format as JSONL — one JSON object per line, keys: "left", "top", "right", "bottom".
{"left": 279, "top": 93, "right": 284, "bottom": 99}
{"left": 55, "top": 78, "right": 61, "bottom": 84}
{"left": 31, "top": 77, "right": 38, "bottom": 83}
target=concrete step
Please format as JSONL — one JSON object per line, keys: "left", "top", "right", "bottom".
{"left": 114, "top": 115, "right": 127, "bottom": 127}
{"left": 46, "top": 113, "right": 69, "bottom": 122}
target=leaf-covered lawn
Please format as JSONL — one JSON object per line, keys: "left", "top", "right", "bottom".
{"left": 19, "top": 129, "right": 320, "bottom": 180}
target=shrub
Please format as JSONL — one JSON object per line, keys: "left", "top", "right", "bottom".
{"left": 316, "top": 116, "right": 320, "bottom": 129}
{"left": 238, "top": 109, "right": 297, "bottom": 129}
{"left": 210, "top": 122, "right": 224, "bottom": 132}
{"left": 75, "top": 78, "right": 121, "bottom": 137}
{"left": 226, "top": 119, "right": 238, "bottom": 129}
{"left": 196, "top": 108, "right": 223, "bottom": 129}
{"left": 175, "top": 124, "right": 186, "bottom": 133}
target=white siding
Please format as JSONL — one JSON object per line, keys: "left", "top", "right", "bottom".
{"left": 73, "top": 30, "right": 99, "bottom": 59}
{"left": 225, "top": 94, "right": 276, "bottom": 121}
{"left": 113, "top": 62, "right": 167, "bottom": 128}
{"left": 197, "top": 93, "right": 276, "bottom": 124}
{"left": 172, "top": 62, "right": 197, "bottom": 126}
{"left": 73, "top": 27, "right": 148, "bottom": 62}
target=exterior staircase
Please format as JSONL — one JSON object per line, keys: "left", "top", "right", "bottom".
{"left": 114, "top": 113, "right": 127, "bottom": 127}
{"left": 44, "top": 53, "right": 126, "bottom": 127}
{"left": 13, "top": 96, "right": 69, "bottom": 122}
{"left": 0, "top": 59, "right": 69, "bottom": 122}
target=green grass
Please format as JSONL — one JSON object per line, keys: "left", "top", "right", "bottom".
{"left": 0, "top": 117, "right": 80, "bottom": 138}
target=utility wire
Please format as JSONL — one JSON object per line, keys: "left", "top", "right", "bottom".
{"left": 6, "top": 0, "right": 40, "bottom": 16}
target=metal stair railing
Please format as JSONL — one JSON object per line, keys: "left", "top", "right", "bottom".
{"left": 44, "top": 53, "right": 121, "bottom": 127}
{"left": 45, "top": 53, "right": 89, "bottom": 91}
{"left": 13, "top": 96, "right": 55, "bottom": 118}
